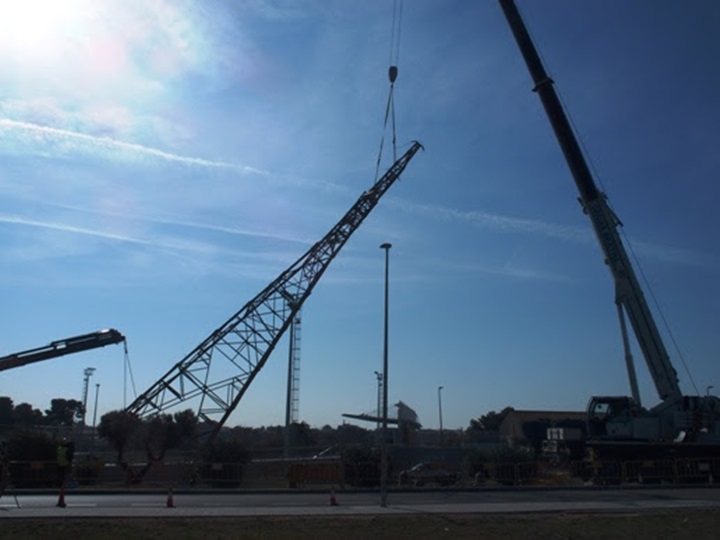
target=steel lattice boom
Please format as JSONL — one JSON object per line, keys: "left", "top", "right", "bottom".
{"left": 127, "top": 141, "right": 423, "bottom": 440}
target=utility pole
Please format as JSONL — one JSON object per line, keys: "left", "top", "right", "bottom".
{"left": 374, "top": 371, "right": 383, "bottom": 433}
{"left": 380, "top": 242, "right": 392, "bottom": 508}
{"left": 438, "top": 385, "right": 444, "bottom": 446}
{"left": 91, "top": 383, "right": 100, "bottom": 455}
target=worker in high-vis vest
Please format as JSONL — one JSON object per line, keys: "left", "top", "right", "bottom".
{"left": 56, "top": 438, "right": 74, "bottom": 487}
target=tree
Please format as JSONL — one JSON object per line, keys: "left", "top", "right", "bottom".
{"left": 336, "top": 424, "right": 370, "bottom": 445}
{"left": 469, "top": 407, "right": 515, "bottom": 432}
{"left": 173, "top": 409, "right": 199, "bottom": 449}
{"left": 316, "top": 424, "right": 336, "bottom": 448}
{"left": 0, "top": 396, "right": 14, "bottom": 430}
{"left": 97, "top": 410, "right": 141, "bottom": 465}
{"left": 13, "top": 402, "right": 44, "bottom": 426}
{"left": 45, "top": 398, "right": 84, "bottom": 426}
{"left": 140, "top": 414, "right": 181, "bottom": 462}
{"left": 288, "top": 421, "right": 316, "bottom": 448}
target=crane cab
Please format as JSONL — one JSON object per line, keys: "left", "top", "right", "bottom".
{"left": 587, "top": 396, "right": 644, "bottom": 439}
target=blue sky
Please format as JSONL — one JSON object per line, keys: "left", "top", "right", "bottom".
{"left": 1, "top": 0, "right": 719, "bottom": 431}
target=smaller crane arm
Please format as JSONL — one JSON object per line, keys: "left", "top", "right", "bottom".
{"left": 0, "top": 329, "right": 126, "bottom": 372}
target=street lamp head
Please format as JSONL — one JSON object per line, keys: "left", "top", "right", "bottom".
{"left": 439, "top": 386, "right": 443, "bottom": 391}
{"left": 380, "top": 242, "right": 392, "bottom": 250}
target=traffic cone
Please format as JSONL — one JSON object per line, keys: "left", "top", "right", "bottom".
{"left": 329, "top": 486, "right": 338, "bottom": 506}
{"left": 166, "top": 487, "right": 175, "bottom": 508}
{"left": 56, "top": 484, "right": 66, "bottom": 508}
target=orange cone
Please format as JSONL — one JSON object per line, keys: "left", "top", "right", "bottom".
{"left": 329, "top": 486, "right": 338, "bottom": 506}
{"left": 166, "top": 487, "right": 175, "bottom": 508}
{"left": 56, "top": 485, "right": 66, "bottom": 508}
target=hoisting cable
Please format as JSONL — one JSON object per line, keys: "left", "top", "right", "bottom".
{"left": 374, "top": 0, "right": 404, "bottom": 182}
{"left": 123, "top": 340, "right": 138, "bottom": 408}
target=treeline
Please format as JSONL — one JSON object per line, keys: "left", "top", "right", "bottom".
{"left": 0, "top": 396, "right": 85, "bottom": 427}
{"left": 2, "top": 394, "right": 523, "bottom": 435}
{"left": 1, "top": 393, "right": 526, "bottom": 456}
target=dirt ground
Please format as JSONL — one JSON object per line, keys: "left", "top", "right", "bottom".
{"left": 1, "top": 509, "right": 720, "bottom": 539}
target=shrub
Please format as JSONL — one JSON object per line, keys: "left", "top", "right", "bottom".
{"left": 199, "top": 439, "right": 250, "bottom": 488}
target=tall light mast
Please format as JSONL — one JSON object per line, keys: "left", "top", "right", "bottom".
{"left": 80, "top": 367, "right": 96, "bottom": 425}
{"left": 284, "top": 306, "right": 302, "bottom": 458}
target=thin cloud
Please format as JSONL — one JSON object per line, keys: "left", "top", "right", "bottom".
{"left": 391, "top": 198, "right": 589, "bottom": 242}
{"left": 0, "top": 212, "right": 232, "bottom": 258}
{"left": 629, "top": 239, "right": 720, "bottom": 270}
{"left": 0, "top": 117, "right": 351, "bottom": 192}
{"left": 0, "top": 212, "right": 303, "bottom": 263}
{"left": 0, "top": 212, "right": 164, "bottom": 249}
{"left": 48, "top": 202, "right": 316, "bottom": 246}
{"left": 0, "top": 118, "right": 262, "bottom": 173}
{"left": 391, "top": 198, "right": 717, "bottom": 270}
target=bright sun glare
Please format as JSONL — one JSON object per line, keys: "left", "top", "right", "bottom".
{"left": 0, "top": 0, "right": 87, "bottom": 60}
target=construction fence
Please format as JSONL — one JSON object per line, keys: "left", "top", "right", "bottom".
{"left": 3, "top": 456, "right": 720, "bottom": 489}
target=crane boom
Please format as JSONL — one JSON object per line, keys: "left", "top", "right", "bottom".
{"left": 0, "top": 329, "right": 126, "bottom": 373}
{"left": 127, "top": 141, "right": 423, "bottom": 440}
{"left": 498, "top": 0, "right": 681, "bottom": 403}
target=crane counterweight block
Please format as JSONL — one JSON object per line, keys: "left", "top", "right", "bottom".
{"left": 127, "top": 141, "right": 423, "bottom": 441}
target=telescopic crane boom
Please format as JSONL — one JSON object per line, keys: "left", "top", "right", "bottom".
{"left": 499, "top": 0, "right": 719, "bottom": 456}
{"left": 0, "top": 329, "right": 125, "bottom": 373}
{"left": 499, "top": 0, "right": 680, "bottom": 403}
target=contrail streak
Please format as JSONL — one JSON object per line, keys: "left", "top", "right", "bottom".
{"left": 0, "top": 118, "right": 266, "bottom": 174}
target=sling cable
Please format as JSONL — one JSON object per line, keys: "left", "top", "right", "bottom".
{"left": 374, "top": 0, "right": 404, "bottom": 182}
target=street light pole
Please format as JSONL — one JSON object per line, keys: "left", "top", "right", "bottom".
{"left": 374, "top": 371, "right": 383, "bottom": 433}
{"left": 438, "top": 385, "right": 444, "bottom": 446}
{"left": 380, "top": 242, "right": 392, "bottom": 508}
{"left": 91, "top": 383, "right": 100, "bottom": 456}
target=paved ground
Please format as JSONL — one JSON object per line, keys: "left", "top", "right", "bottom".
{"left": 3, "top": 486, "right": 719, "bottom": 518}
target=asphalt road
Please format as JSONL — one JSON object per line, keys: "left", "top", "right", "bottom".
{"left": 2, "top": 487, "right": 720, "bottom": 518}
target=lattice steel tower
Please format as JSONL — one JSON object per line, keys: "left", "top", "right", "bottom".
{"left": 126, "top": 142, "right": 423, "bottom": 442}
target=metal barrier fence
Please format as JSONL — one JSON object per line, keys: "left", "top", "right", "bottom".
{"left": 3, "top": 456, "right": 720, "bottom": 489}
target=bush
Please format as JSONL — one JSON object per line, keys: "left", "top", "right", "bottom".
{"left": 74, "top": 456, "right": 103, "bottom": 486}
{"left": 464, "top": 449, "right": 492, "bottom": 478}
{"left": 5, "top": 430, "right": 55, "bottom": 461}
{"left": 5, "top": 430, "right": 57, "bottom": 488}
{"left": 493, "top": 442, "right": 536, "bottom": 464}
{"left": 342, "top": 446, "right": 382, "bottom": 487}
{"left": 199, "top": 439, "right": 250, "bottom": 488}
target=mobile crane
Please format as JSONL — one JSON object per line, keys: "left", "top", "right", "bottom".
{"left": 499, "top": 0, "right": 720, "bottom": 459}
{"left": 0, "top": 329, "right": 126, "bottom": 373}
